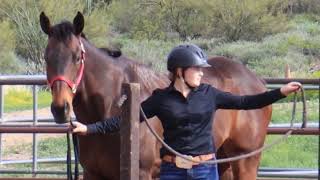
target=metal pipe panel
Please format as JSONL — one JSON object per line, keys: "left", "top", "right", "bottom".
{"left": 267, "top": 127, "right": 319, "bottom": 135}
{"left": 0, "top": 125, "right": 71, "bottom": 133}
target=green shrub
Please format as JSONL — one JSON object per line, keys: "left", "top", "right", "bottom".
{"left": 0, "top": 20, "right": 24, "bottom": 74}
{"left": 0, "top": 20, "right": 15, "bottom": 52}
{"left": 286, "top": 0, "right": 320, "bottom": 15}
{"left": 213, "top": 17, "right": 320, "bottom": 77}
{"left": 0, "top": 0, "right": 111, "bottom": 73}
{"left": 114, "top": 38, "right": 176, "bottom": 72}
{"left": 206, "top": 0, "right": 288, "bottom": 41}
{"left": 0, "top": 52, "right": 25, "bottom": 74}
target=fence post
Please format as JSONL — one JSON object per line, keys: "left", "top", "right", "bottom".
{"left": 0, "top": 85, "right": 3, "bottom": 164}
{"left": 32, "top": 85, "right": 38, "bottom": 177}
{"left": 120, "top": 83, "right": 140, "bottom": 180}
{"left": 0, "top": 85, "right": 3, "bottom": 120}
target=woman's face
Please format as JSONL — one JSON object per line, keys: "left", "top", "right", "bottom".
{"left": 183, "top": 67, "right": 203, "bottom": 87}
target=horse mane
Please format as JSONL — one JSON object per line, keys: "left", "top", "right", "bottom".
{"left": 132, "top": 63, "right": 169, "bottom": 94}
{"left": 99, "top": 47, "right": 122, "bottom": 58}
{"left": 51, "top": 22, "right": 122, "bottom": 58}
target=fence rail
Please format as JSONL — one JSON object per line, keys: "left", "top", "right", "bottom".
{"left": 0, "top": 76, "right": 318, "bottom": 179}
{"left": 0, "top": 75, "right": 319, "bottom": 85}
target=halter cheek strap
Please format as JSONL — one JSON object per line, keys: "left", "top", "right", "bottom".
{"left": 47, "top": 40, "right": 86, "bottom": 94}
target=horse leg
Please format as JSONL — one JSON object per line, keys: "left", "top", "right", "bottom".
{"left": 140, "top": 169, "right": 153, "bottom": 180}
{"left": 217, "top": 147, "right": 233, "bottom": 180}
{"left": 231, "top": 155, "right": 261, "bottom": 180}
{"left": 218, "top": 163, "right": 233, "bottom": 180}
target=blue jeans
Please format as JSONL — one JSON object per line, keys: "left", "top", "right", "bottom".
{"left": 160, "top": 161, "right": 219, "bottom": 180}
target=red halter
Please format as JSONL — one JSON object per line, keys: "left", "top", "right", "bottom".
{"left": 47, "top": 40, "right": 86, "bottom": 94}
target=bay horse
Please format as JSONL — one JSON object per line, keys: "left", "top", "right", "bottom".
{"left": 40, "top": 12, "right": 271, "bottom": 180}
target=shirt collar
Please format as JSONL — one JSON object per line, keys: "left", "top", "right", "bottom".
{"left": 167, "top": 82, "right": 201, "bottom": 93}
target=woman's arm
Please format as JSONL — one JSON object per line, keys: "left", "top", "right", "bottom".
{"left": 72, "top": 89, "right": 161, "bottom": 135}
{"left": 72, "top": 116, "right": 121, "bottom": 135}
{"left": 216, "top": 82, "right": 301, "bottom": 110}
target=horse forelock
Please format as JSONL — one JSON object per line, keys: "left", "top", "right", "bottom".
{"left": 50, "top": 21, "right": 76, "bottom": 42}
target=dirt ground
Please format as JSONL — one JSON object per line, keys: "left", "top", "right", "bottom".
{"left": 0, "top": 108, "right": 64, "bottom": 160}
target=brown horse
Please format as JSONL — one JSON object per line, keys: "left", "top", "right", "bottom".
{"left": 40, "top": 12, "right": 271, "bottom": 180}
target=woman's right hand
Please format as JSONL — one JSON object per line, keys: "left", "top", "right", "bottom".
{"left": 72, "top": 121, "right": 88, "bottom": 135}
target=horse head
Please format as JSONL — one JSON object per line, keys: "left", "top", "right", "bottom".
{"left": 40, "top": 12, "right": 85, "bottom": 124}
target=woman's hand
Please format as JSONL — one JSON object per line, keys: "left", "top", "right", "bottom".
{"left": 280, "top": 82, "right": 302, "bottom": 96}
{"left": 72, "top": 121, "right": 88, "bottom": 135}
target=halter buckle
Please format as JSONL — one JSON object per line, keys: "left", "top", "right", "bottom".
{"left": 72, "top": 85, "right": 77, "bottom": 94}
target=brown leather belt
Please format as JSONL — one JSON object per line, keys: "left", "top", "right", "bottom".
{"left": 162, "top": 153, "right": 215, "bottom": 165}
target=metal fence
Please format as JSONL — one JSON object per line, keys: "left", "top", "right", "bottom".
{"left": 0, "top": 75, "right": 318, "bottom": 178}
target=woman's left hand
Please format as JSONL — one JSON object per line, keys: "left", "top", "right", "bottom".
{"left": 280, "top": 82, "right": 302, "bottom": 96}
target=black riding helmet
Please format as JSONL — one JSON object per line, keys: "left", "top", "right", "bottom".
{"left": 167, "top": 44, "right": 211, "bottom": 72}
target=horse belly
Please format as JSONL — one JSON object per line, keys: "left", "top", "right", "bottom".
{"left": 139, "top": 119, "right": 162, "bottom": 179}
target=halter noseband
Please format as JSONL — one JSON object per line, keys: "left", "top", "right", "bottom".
{"left": 47, "top": 40, "right": 86, "bottom": 94}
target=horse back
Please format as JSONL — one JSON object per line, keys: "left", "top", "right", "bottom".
{"left": 203, "top": 57, "right": 272, "bottom": 152}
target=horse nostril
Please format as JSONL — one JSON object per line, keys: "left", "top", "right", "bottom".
{"left": 64, "top": 101, "right": 70, "bottom": 114}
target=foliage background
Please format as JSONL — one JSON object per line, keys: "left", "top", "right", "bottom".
{"left": 0, "top": 0, "right": 318, "bottom": 175}
{"left": 0, "top": 0, "right": 319, "bottom": 77}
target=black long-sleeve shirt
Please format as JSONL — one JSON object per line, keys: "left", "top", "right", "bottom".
{"left": 87, "top": 83, "right": 286, "bottom": 157}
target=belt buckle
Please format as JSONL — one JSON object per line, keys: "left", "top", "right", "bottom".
{"left": 175, "top": 155, "right": 193, "bottom": 169}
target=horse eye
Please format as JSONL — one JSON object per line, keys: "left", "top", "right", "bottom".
{"left": 72, "top": 53, "right": 81, "bottom": 64}
{"left": 76, "top": 56, "right": 81, "bottom": 63}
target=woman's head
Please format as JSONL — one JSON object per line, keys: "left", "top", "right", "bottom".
{"left": 167, "top": 44, "right": 210, "bottom": 72}
{"left": 167, "top": 44, "right": 210, "bottom": 88}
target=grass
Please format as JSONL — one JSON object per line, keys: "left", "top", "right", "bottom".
{"left": 0, "top": 133, "right": 317, "bottom": 177}
{"left": 271, "top": 99, "right": 319, "bottom": 123}
{"left": 3, "top": 87, "right": 51, "bottom": 113}
{"left": 260, "top": 135, "right": 318, "bottom": 168}
{"left": 0, "top": 136, "right": 79, "bottom": 178}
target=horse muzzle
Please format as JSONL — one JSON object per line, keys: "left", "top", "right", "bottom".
{"left": 51, "top": 101, "right": 71, "bottom": 124}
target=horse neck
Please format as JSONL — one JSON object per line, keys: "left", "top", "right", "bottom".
{"left": 81, "top": 39, "right": 121, "bottom": 84}
{"left": 74, "top": 39, "right": 124, "bottom": 122}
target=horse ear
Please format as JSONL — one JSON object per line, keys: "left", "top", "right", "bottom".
{"left": 40, "top": 12, "right": 51, "bottom": 35}
{"left": 73, "top": 11, "right": 84, "bottom": 36}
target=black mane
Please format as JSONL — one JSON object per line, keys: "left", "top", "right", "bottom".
{"left": 50, "top": 21, "right": 75, "bottom": 41}
{"left": 50, "top": 21, "right": 122, "bottom": 58}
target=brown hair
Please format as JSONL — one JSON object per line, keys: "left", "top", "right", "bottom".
{"left": 168, "top": 67, "right": 189, "bottom": 82}
{"left": 168, "top": 71, "right": 177, "bottom": 82}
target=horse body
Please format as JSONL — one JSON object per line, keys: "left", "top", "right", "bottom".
{"left": 40, "top": 12, "right": 272, "bottom": 180}
{"left": 71, "top": 40, "right": 169, "bottom": 179}
{"left": 202, "top": 58, "right": 272, "bottom": 179}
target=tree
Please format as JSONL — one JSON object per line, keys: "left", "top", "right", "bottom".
{"left": 206, "top": 0, "right": 289, "bottom": 41}
{"left": 159, "top": 0, "right": 210, "bottom": 40}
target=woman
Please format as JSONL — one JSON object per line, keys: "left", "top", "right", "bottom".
{"left": 72, "top": 44, "right": 301, "bottom": 180}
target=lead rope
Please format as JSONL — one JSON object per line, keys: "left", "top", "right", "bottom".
{"left": 66, "top": 121, "right": 80, "bottom": 180}
{"left": 140, "top": 86, "right": 307, "bottom": 164}
{"left": 71, "top": 120, "right": 80, "bottom": 180}
{"left": 66, "top": 132, "right": 72, "bottom": 180}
